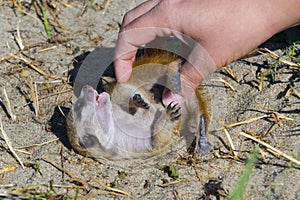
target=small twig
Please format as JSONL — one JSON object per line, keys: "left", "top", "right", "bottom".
{"left": 273, "top": 112, "right": 294, "bottom": 121}
{"left": 41, "top": 183, "right": 85, "bottom": 189}
{"left": 0, "top": 166, "right": 16, "bottom": 174}
{"left": 57, "top": 105, "right": 66, "bottom": 118}
{"left": 223, "top": 128, "right": 238, "bottom": 158}
{"left": 0, "top": 114, "right": 25, "bottom": 169}
{"left": 15, "top": 26, "right": 24, "bottom": 51}
{"left": 0, "top": 184, "right": 15, "bottom": 187}
{"left": 9, "top": 54, "right": 61, "bottom": 79}
{"left": 217, "top": 113, "right": 293, "bottom": 131}
{"left": 92, "top": 177, "right": 131, "bottom": 196}
{"left": 212, "top": 77, "right": 236, "bottom": 91}
{"left": 217, "top": 115, "right": 268, "bottom": 130}
{"left": 34, "top": 80, "right": 65, "bottom": 84}
{"left": 258, "top": 147, "right": 268, "bottom": 163}
{"left": 290, "top": 86, "right": 300, "bottom": 99}
{"left": 14, "top": 149, "right": 31, "bottom": 155}
{"left": 37, "top": 45, "right": 57, "bottom": 52}
{"left": 1, "top": 42, "right": 46, "bottom": 64}
{"left": 263, "top": 122, "right": 278, "bottom": 137}
{"left": 39, "top": 89, "right": 72, "bottom": 102}
{"left": 223, "top": 67, "right": 239, "bottom": 82}
{"left": 34, "top": 82, "right": 39, "bottom": 116}
{"left": 13, "top": 2, "right": 40, "bottom": 21}
{"left": 43, "top": 157, "right": 89, "bottom": 188}
{"left": 22, "top": 89, "right": 72, "bottom": 107}
{"left": 263, "top": 112, "right": 286, "bottom": 136}
{"left": 78, "top": 1, "right": 88, "bottom": 16}
{"left": 102, "top": 0, "right": 111, "bottom": 14}
{"left": 0, "top": 143, "right": 31, "bottom": 155}
{"left": 258, "top": 48, "right": 300, "bottom": 67}
{"left": 58, "top": 0, "right": 74, "bottom": 8}
{"left": 0, "top": 53, "right": 12, "bottom": 63}
{"left": 28, "top": 77, "right": 39, "bottom": 117}
{"left": 1, "top": 87, "right": 16, "bottom": 121}
{"left": 56, "top": 83, "right": 70, "bottom": 104}
{"left": 42, "top": 0, "right": 64, "bottom": 30}
{"left": 239, "top": 131, "right": 300, "bottom": 166}
{"left": 16, "top": 138, "right": 59, "bottom": 149}
{"left": 10, "top": 54, "right": 62, "bottom": 79}
{"left": 56, "top": 83, "right": 70, "bottom": 118}
{"left": 157, "top": 179, "right": 185, "bottom": 187}
{"left": 173, "top": 190, "right": 180, "bottom": 200}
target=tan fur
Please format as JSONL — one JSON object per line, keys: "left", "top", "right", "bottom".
{"left": 67, "top": 50, "right": 209, "bottom": 161}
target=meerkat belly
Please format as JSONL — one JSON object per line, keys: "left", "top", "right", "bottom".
{"left": 67, "top": 83, "right": 181, "bottom": 160}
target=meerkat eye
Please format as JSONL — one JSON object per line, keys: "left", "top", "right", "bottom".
{"left": 79, "top": 134, "right": 100, "bottom": 148}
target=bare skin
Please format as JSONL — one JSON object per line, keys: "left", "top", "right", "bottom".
{"left": 114, "top": 0, "right": 300, "bottom": 105}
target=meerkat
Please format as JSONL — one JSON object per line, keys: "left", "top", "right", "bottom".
{"left": 67, "top": 50, "right": 211, "bottom": 161}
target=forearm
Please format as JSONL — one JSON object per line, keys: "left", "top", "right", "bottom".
{"left": 179, "top": 0, "right": 300, "bottom": 67}
{"left": 263, "top": 0, "right": 300, "bottom": 34}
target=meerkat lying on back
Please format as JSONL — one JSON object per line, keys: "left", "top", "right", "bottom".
{"left": 67, "top": 50, "right": 211, "bottom": 160}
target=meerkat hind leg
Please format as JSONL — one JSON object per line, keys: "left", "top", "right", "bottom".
{"left": 196, "top": 114, "right": 212, "bottom": 155}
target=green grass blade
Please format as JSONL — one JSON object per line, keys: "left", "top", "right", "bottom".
{"left": 229, "top": 148, "right": 259, "bottom": 200}
{"left": 40, "top": 3, "right": 51, "bottom": 38}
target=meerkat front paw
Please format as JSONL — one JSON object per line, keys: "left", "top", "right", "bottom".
{"left": 132, "top": 93, "right": 150, "bottom": 109}
{"left": 166, "top": 102, "right": 181, "bottom": 121}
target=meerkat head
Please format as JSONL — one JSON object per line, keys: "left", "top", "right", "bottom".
{"left": 70, "top": 85, "right": 116, "bottom": 154}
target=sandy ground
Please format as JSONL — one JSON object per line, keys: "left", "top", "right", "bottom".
{"left": 0, "top": 1, "right": 299, "bottom": 199}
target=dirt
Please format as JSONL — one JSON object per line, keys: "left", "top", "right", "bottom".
{"left": 0, "top": 1, "right": 299, "bottom": 199}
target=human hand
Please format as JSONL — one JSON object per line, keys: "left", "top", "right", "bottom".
{"left": 114, "top": 0, "right": 300, "bottom": 105}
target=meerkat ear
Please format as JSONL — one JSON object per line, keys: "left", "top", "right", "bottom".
{"left": 100, "top": 76, "right": 116, "bottom": 93}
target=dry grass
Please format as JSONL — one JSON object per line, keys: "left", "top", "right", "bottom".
{"left": 0, "top": 1, "right": 299, "bottom": 199}
{"left": 0, "top": 113, "right": 25, "bottom": 168}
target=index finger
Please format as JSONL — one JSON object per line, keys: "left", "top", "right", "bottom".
{"left": 114, "top": 27, "right": 173, "bottom": 82}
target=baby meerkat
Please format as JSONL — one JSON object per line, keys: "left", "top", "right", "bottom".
{"left": 67, "top": 50, "right": 211, "bottom": 161}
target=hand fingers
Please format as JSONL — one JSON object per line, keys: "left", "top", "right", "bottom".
{"left": 115, "top": 0, "right": 216, "bottom": 85}
{"left": 114, "top": 48, "right": 135, "bottom": 83}
{"left": 114, "top": 27, "right": 172, "bottom": 82}
{"left": 115, "top": 1, "right": 175, "bottom": 83}
{"left": 162, "top": 61, "right": 208, "bottom": 107}
{"left": 162, "top": 42, "right": 217, "bottom": 105}
{"left": 122, "top": 0, "right": 161, "bottom": 27}
{"left": 180, "top": 43, "right": 217, "bottom": 93}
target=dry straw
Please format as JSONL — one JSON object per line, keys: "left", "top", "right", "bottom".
{"left": 0, "top": 114, "right": 25, "bottom": 168}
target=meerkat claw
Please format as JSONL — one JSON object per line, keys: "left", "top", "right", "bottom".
{"left": 167, "top": 102, "right": 181, "bottom": 121}
{"left": 173, "top": 114, "right": 181, "bottom": 121}
{"left": 132, "top": 93, "right": 150, "bottom": 109}
{"left": 172, "top": 107, "right": 181, "bottom": 116}
{"left": 166, "top": 101, "right": 174, "bottom": 110}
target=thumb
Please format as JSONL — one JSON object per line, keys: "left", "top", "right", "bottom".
{"left": 162, "top": 43, "right": 218, "bottom": 106}
{"left": 162, "top": 61, "right": 201, "bottom": 106}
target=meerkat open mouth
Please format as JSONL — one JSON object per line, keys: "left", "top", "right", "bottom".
{"left": 95, "top": 92, "right": 109, "bottom": 108}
